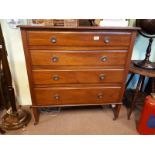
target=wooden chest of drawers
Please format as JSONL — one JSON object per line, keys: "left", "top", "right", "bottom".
{"left": 20, "top": 26, "right": 139, "bottom": 124}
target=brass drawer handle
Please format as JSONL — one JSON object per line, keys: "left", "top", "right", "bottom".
{"left": 51, "top": 56, "right": 59, "bottom": 62}
{"left": 52, "top": 75, "right": 60, "bottom": 81}
{"left": 50, "top": 37, "right": 57, "bottom": 43}
{"left": 101, "top": 56, "right": 108, "bottom": 62}
{"left": 97, "top": 93, "right": 103, "bottom": 99}
{"left": 99, "top": 74, "right": 105, "bottom": 80}
{"left": 104, "top": 37, "right": 110, "bottom": 44}
{"left": 53, "top": 94, "right": 60, "bottom": 100}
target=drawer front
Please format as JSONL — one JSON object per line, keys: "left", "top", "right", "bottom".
{"left": 30, "top": 50, "right": 127, "bottom": 66}
{"left": 27, "top": 31, "right": 131, "bottom": 46}
{"left": 32, "top": 69, "right": 124, "bottom": 84}
{"left": 34, "top": 86, "right": 121, "bottom": 105}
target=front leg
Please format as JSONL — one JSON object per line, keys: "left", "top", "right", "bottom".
{"left": 31, "top": 107, "right": 40, "bottom": 125}
{"left": 112, "top": 104, "right": 121, "bottom": 120}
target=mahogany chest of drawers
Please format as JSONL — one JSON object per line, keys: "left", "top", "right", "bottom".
{"left": 20, "top": 26, "right": 139, "bottom": 124}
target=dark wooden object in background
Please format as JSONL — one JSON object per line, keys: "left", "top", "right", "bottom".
{"left": 0, "top": 24, "right": 31, "bottom": 132}
{"left": 126, "top": 60, "right": 155, "bottom": 119}
{"left": 0, "top": 27, "right": 17, "bottom": 113}
{"left": 135, "top": 19, "right": 155, "bottom": 69}
{"left": 134, "top": 37, "right": 155, "bottom": 69}
{"left": 0, "top": 24, "right": 18, "bottom": 113}
{"left": 0, "top": 26, "right": 10, "bottom": 111}
{"left": 19, "top": 25, "right": 139, "bottom": 124}
{"left": 0, "top": 25, "right": 7, "bottom": 134}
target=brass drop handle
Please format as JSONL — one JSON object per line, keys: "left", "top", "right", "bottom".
{"left": 104, "top": 37, "right": 110, "bottom": 44}
{"left": 52, "top": 75, "right": 60, "bottom": 81}
{"left": 101, "top": 56, "right": 108, "bottom": 62}
{"left": 99, "top": 74, "right": 105, "bottom": 80}
{"left": 53, "top": 94, "right": 60, "bottom": 100}
{"left": 97, "top": 93, "right": 103, "bottom": 99}
{"left": 51, "top": 56, "right": 59, "bottom": 62}
{"left": 51, "top": 37, "right": 57, "bottom": 43}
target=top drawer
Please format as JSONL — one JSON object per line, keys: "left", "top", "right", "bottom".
{"left": 27, "top": 31, "right": 131, "bottom": 47}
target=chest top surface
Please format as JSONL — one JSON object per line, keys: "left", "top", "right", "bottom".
{"left": 19, "top": 25, "right": 140, "bottom": 31}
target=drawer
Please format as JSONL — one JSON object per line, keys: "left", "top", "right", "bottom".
{"left": 34, "top": 86, "right": 121, "bottom": 105}
{"left": 32, "top": 69, "right": 124, "bottom": 84}
{"left": 27, "top": 31, "right": 131, "bottom": 46}
{"left": 30, "top": 50, "right": 127, "bottom": 66}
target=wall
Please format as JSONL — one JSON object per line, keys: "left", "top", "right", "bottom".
{"left": 1, "top": 19, "right": 155, "bottom": 105}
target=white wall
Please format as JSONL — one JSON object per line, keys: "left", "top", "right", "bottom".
{"left": 1, "top": 19, "right": 155, "bottom": 105}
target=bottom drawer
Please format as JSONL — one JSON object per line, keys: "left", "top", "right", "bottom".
{"left": 34, "top": 86, "right": 121, "bottom": 105}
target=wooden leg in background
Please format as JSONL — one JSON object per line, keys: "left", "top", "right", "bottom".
{"left": 127, "top": 75, "right": 144, "bottom": 120}
{"left": 152, "top": 78, "right": 155, "bottom": 93}
{"left": 31, "top": 107, "right": 40, "bottom": 125}
{"left": 140, "top": 76, "right": 145, "bottom": 92}
{"left": 113, "top": 104, "right": 121, "bottom": 120}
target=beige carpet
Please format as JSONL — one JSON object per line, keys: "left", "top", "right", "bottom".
{"left": 0, "top": 105, "right": 138, "bottom": 135}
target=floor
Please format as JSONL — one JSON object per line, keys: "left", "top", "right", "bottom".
{"left": 0, "top": 105, "right": 139, "bottom": 135}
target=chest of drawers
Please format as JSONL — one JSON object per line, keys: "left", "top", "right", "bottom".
{"left": 20, "top": 26, "right": 139, "bottom": 124}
